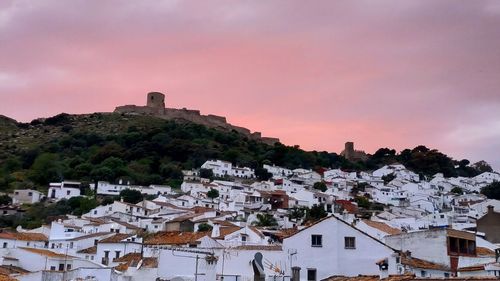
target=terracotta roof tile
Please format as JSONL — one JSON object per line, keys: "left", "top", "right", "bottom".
{"left": 362, "top": 220, "right": 402, "bottom": 235}
{"left": 213, "top": 226, "right": 242, "bottom": 239}
{"left": 476, "top": 247, "right": 495, "bottom": 257}
{"left": 322, "top": 275, "right": 500, "bottom": 281}
{"left": 275, "top": 227, "right": 300, "bottom": 240}
{"left": 401, "top": 255, "right": 450, "bottom": 271}
{"left": 232, "top": 245, "right": 282, "bottom": 251}
{"left": 18, "top": 247, "right": 75, "bottom": 259}
{"left": 77, "top": 246, "right": 97, "bottom": 254}
{"left": 0, "top": 232, "right": 48, "bottom": 241}
{"left": 145, "top": 231, "right": 209, "bottom": 245}
{"left": 457, "top": 265, "right": 485, "bottom": 272}
{"left": 99, "top": 234, "right": 135, "bottom": 244}
{"left": 0, "top": 275, "right": 18, "bottom": 281}
{"left": 0, "top": 265, "right": 29, "bottom": 275}
{"left": 113, "top": 253, "right": 158, "bottom": 269}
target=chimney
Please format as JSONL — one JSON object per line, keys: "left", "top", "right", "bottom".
{"left": 487, "top": 205, "right": 494, "bottom": 214}
{"left": 211, "top": 222, "right": 220, "bottom": 238}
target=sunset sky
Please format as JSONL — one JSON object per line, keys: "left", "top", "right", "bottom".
{"left": 1, "top": 1, "right": 500, "bottom": 169}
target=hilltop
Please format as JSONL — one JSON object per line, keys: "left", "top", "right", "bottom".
{"left": 0, "top": 100, "right": 493, "bottom": 192}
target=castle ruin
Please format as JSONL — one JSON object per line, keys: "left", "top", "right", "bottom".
{"left": 114, "top": 92, "right": 280, "bottom": 145}
{"left": 340, "top": 141, "right": 368, "bottom": 161}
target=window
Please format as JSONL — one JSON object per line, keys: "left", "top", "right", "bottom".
{"left": 69, "top": 242, "right": 73, "bottom": 248}
{"left": 50, "top": 266, "right": 56, "bottom": 271}
{"left": 444, "top": 273, "right": 450, "bottom": 278}
{"left": 344, "top": 237, "right": 356, "bottom": 249}
{"left": 115, "top": 251, "right": 121, "bottom": 259}
{"left": 420, "top": 270, "right": 427, "bottom": 277}
{"left": 307, "top": 269, "right": 317, "bottom": 281}
{"left": 28, "top": 192, "right": 33, "bottom": 196}
{"left": 67, "top": 264, "right": 71, "bottom": 270}
{"left": 67, "top": 190, "right": 71, "bottom": 195}
{"left": 311, "top": 235, "right": 322, "bottom": 247}
{"left": 2, "top": 242, "right": 7, "bottom": 248}
{"left": 59, "top": 264, "right": 64, "bottom": 271}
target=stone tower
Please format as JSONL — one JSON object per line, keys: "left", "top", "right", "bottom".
{"left": 147, "top": 92, "right": 165, "bottom": 109}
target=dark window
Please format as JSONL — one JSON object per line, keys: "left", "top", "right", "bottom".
{"left": 449, "top": 237, "right": 458, "bottom": 254}
{"left": 67, "top": 190, "right": 70, "bottom": 195}
{"left": 2, "top": 242, "right": 7, "bottom": 248}
{"left": 28, "top": 192, "right": 33, "bottom": 196}
{"left": 50, "top": 266, "right": 56, "bottom": 271}
{"left": 115, "top": 251, "right": 120, "bottom": 259}
{"left": 311, "top": 235, "right": 322, "bottom": 247}
{"left": 67, "top": 264, "right": 71, "bottom": 270}
{"left": 345, "top": 237, "right": 356, "bottom": 249}
{"left": 58, "top": 264, "right": 64, "bottom": 271}
{"left": 307, "top": 269, "right": 317, "bottom": 281}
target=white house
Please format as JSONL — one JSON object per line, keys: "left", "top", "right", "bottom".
{"left": 10, "top": 189, "right": 45, "bottom": 205}
{"left": 283, "top": 215, "right": 399, "bottom": 280}
{"left": 201, "top": 160, "right": 233, "bottom": 177}
{"left": 48, "top": 181, "right": 81, "bottom": 201}
{"left": 264, "top": 164, "right": 293, "bottom": 178}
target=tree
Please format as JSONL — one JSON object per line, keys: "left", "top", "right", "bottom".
{"left": 0, "top": 194, "right": 12, "bottom": 205}
{"left": 382, "top": 173, "right": 396, "bottom": 184}
{"left": 67, "top": 196, "right": 98, "bottom": 216}
{"left": 197, "top": 223, "right": 213, "bottom": 232}
{"left": 481, "top": 182, "right": 500, "bottom": 200}
{"left": 255, "top": 167, "right": 273, "bottom": 181}
{"left": 207, "top": 189, "right": 219, "bottom": 201}
{"left": 29, "top": 153, "right": 62, "bottom": 185}
{"left": 313, "top": 182, "right": 327, "bottom": 192}
{"left": 288, "top": 207, "right": 306, "bottom": 221}
{"left": 199, "top": 168, "right": 214, "bottom": 179}
{"left": 306, "top": 204, "right": 327, "bottom": 222}
{"left": 451, "top": 187, "right": 463, "bottom": 195}
{"left": 119, "top": 189, "right": 143, "bottom": 204}
{"left": 253, "top": 213, "right": 278, "bottom": 227}
{"left": 355, "top": 196, "right": 371, "bottom": 209}
{"left": 472, "top": 161, "right": 493, "bottom": 173}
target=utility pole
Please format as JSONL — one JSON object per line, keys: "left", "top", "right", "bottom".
{"left": 194, "top": 255, "right": 199, "bottom": 281}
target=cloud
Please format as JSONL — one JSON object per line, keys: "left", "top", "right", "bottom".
{"left": 0, "top": 0, "right": 499, "bottom": 169}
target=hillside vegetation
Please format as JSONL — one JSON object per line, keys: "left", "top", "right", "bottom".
{"left": 0, "top": 112, "right": 492, "bottom": 193}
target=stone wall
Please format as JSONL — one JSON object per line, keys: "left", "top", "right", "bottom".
{"left": 113, "top": 97, "right": 279, "bottom": 145}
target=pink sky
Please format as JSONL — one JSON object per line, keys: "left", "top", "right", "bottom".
{"left": 1, "top": 0, "right": 500, "bottom": 169}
